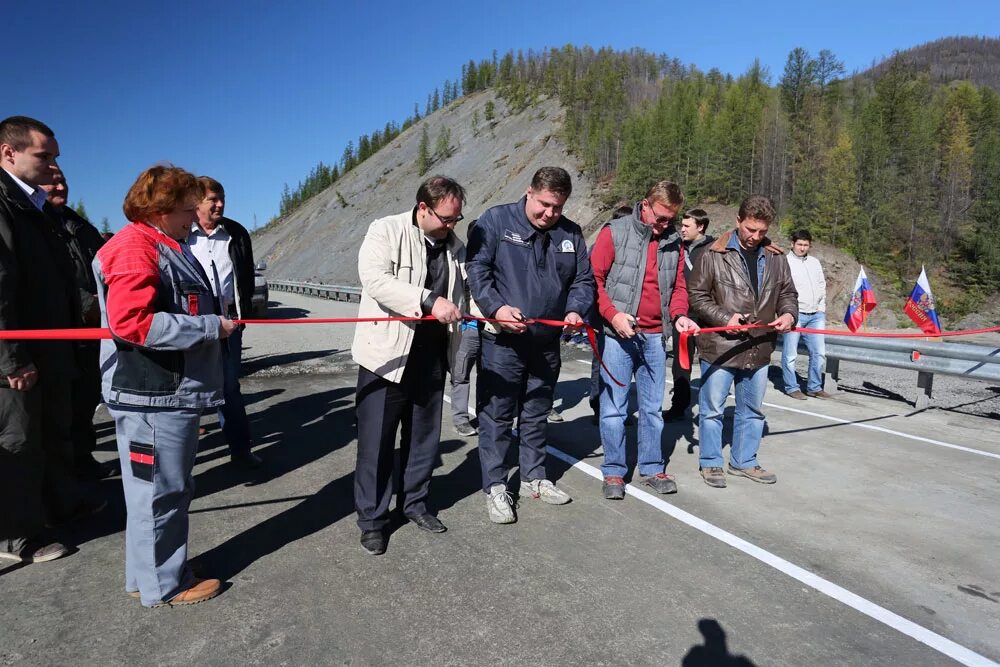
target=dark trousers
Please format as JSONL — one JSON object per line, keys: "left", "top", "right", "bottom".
{"left": 70, "top": 344, "right": 101, "bottom": 468}
{"left": 588, "top": 331, "right": 604, "bottom": 414}
{"left": 477, "top": 334, "right": 560, "bottom": 492}
{"left": 218, "top": 329, "right": 251, "bottom": 456}
{"left": 0, "top": 376, "right": 82, "bottom": 552}
{"left": 354, "top": 358, "right": 445, "bottom": 531}
{"left": 669, "top": 326, "right": 695, "bottom": 412}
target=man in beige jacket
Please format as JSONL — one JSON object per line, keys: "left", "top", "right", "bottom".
{"left": 351, "top": 176, "right": 467, "bottom": 555}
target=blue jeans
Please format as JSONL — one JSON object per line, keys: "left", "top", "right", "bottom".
{"left": 218, "top": 327, "right": 251, "bottom": 455}
{"left": 781, "top": 312, "right": 826, "bottom": 394}
{"left": 697, "top": 361, "right": 768, "bottom": 470}
{"left": 600, "top": 333, "right": 666, "bottom": 478}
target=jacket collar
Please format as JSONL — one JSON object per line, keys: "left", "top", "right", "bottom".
{"left": 709, "top": 229, "right": 783, "bottom": 255}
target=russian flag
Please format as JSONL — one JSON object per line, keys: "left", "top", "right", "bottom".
{"left": 903, "top": 266, "right": 942, "bottom": 335}
{"left": 843, "top": 267, "right": 877, "bottom": 332}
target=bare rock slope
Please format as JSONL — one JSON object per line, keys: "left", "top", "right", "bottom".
{"left": 252, "top": 91, "right": 606, "bottom": 284}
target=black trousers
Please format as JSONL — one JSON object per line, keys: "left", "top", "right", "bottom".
{"left": 70, "top": 344, "right": 101, "bottom": 467}
{"left": 669, "top": 326, "right": 696, "bottom": 412}
{"left": 477, "top": 334, "right": 560, "bottom": 492}
{"left": 0, "top": 375, "right": 82, "bottom": 552}
{"left": 354, "top": 356, "right": 445, "bottom": 531}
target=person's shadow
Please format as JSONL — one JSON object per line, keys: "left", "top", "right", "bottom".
{"left": 682, "top": 619, "right": 757, "bottom": 666}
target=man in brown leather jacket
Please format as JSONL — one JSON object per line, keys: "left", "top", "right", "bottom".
{"left": 687, "top": 195, "right": 798, "bottom": 488}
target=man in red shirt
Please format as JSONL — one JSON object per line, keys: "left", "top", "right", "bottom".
{"left": 591, "top": 181, "right": 699, "bottom": 500}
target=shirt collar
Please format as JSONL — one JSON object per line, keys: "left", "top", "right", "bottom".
{"left": 190, "top": 221, "right": 228, "bottom": 238}
{"left": 727, "top": 231, "right": 759, "bottom": 256}
{"left": 2, "top": 168, "right": 48, "bottom": 211}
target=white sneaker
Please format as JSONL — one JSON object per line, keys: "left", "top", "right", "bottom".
{"left": 520, "top": 479, "right": 571, "bottom": 505}
{"left": 486, "top": 484, "right": 515, "bottom": 524}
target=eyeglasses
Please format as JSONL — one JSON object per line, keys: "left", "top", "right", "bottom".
{"left": 428, "top": 207, "right": 464, "bottom": 226}
{"left": 644, "top": 202, "right": 677, "bottom": 226}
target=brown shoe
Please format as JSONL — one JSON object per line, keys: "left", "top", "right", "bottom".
{"left": 727, "top": 465, "right": 777, "bottom": 484}
{"left": 700, "top": 467, "right": 727, "bottom": 488}
{"left": 786, "top": 390, "right": 807, "bottom": 400}
{"left": 146, "top": 578, "right": 222, "bottom": 607}
{"left": 805, "top": 390, "right": 833, "bottom": 399}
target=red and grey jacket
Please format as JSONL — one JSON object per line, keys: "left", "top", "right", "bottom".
{"left": 93, "top": 222, "right": 224, "bottom": 408}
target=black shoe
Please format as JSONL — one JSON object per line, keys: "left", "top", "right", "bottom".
{"left": 360, "top": 530, "right": 386, "bottom": 555}
{"left": 405, "top": 513, "right": 447, "bottom": 533}
{"left": 230, "top": 451, "right": 263, "bottom": 469}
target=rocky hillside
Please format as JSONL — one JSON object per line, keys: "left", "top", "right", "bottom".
{"left": 864, "top": 36, "right": 1000, "bottom": 90}
{"left": 252, "top": 91, "right": 607, "bottom": 284}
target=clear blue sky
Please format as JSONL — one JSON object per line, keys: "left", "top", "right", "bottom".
{"left": 5, "top": 0, "right": 997, "bottom": 231}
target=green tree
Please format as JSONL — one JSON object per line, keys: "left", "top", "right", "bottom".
{"left": 815, "top": 129, "right": 861, "bottom": 246}
{"left": 417, "top": 126, "right": 431, "bottom": 175}
{"left": 435, "top": 127, "right": 452, "bottom": 159}
{"left": 100, "top": 217, "right": 111, "bottom": 235}
{"left": 73, "top": 200, "right": 88, "bottom": 220}
{"left": 484, "top": 99, "right": 496, "bottom": 123}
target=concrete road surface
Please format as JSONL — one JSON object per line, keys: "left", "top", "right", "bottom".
{"left": 1, "top": 292, "right": 997, "bottom": 666}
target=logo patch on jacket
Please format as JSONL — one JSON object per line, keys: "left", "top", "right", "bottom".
{"left": 187, "top": 294, "right": 199, "bottom": 315}
{"left": 558, "top": 239, "right": 575, "bottom": 253}
{"left": 503, "top": 230, "right": 530, "bottom": 247}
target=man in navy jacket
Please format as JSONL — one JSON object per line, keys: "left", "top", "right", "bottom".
{"left": 466, "top": 167, "right": 594, "bottom": 524}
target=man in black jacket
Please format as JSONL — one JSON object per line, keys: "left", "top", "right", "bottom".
{"left": 663, "top": 209, "right": 716, "bottom": 421}
{"left": 188, "top": 176, "right": 261, "bottom": 468}
{"left": 0, "top": 116, "right": 95, "bottom": 564}
{"left": 40, "top": 169, "right": 107, "bottom": 479}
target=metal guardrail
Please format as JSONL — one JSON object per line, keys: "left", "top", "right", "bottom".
{"left": 780, "top": 335, "right": 1000, "bottom": 409}
{"left": 268, "top": 279, "right": 361, "bottom": 303}
{"left": 269, "top": 279, "right": 998, "bottom": 409}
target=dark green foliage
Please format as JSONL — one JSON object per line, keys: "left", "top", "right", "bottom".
{"left": 271, "top": 42, "right": 1000, "bottom": 313}
{"left": 417, "top": 126, "right": 431, "bottom": 176}
{"left": 73, "top": 200, "right": 88, "bottom": 220}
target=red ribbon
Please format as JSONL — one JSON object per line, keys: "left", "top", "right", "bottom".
{"left": 0, "top": 314, "right": 628, "bottom": 387}
{"left": 677, "top": 324, "right": 1000, "bottom": 371}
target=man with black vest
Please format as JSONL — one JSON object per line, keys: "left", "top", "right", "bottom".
{"left": 188, "top": 176, "right": 261, "bottom": 469}
{"left": 590, "top": 181, "right": 699, "bottom": 500}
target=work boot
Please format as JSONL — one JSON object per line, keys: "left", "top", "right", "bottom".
{"left": 786, "top": 390, "right": 807, "bottom": 400}
{"left": 727, "top": 465, "right": 777, "bottom": 484}
{"left": 602, "top": 476, "right": 626, "bottom": 500}
{"left": 639, "top": 472, "right": 678, "bottom": 494}
{"left": 700, "top": 467, "right": 727, "bottom": 488}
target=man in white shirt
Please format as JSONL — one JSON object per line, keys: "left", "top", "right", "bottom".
{"left": 187, "top": 176, "right": 261, "bottom": 468}
{"left": 782, "top": 229, "right": 830, "bottom": 399}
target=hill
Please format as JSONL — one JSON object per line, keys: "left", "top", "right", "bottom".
{"left": 864, "top": 36, "right": 1000, "bottom": 90}
{"left": 252, "top": 91, "right": 607, "bottom": 284}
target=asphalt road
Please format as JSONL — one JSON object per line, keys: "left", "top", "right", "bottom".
{"left": 1, "top": 292, "right": 997, "bottom": 666}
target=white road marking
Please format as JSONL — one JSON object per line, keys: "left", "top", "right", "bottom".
{"left": 574, "top": 359, "right": 1000, "bottom": 461}
{"left": 546, "top": 445, "right": 998, "bottom": 667}
{"left": 442, "top": 391, "right": 997, "bottom": 665}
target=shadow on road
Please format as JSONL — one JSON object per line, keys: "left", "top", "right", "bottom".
{"left": 682, "top": 618, "right": 757, "bottom": 666}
